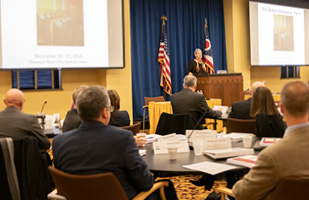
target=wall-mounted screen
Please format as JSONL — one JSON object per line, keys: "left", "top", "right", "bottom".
{"left": 0, "top": 0, "right": 124, "bottom": 69}
{"left": 249, "top": 1, "right": 309, "bottom": 66}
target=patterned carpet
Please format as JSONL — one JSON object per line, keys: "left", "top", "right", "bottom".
{"left": 157, "top": 174, "right": 227, "bottom": 200}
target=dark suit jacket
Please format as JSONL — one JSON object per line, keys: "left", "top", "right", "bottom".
{"left": 171, "top": 88, "right": 221, "bottom": 127}
{"left": 109, "top": 110, "right": 130, "bottom": 127}
{"left": 52, "top": 121, "right": 154, "bottom": 199}
{"left": 62, "top": 109, "right": 81, "bottom": 132}
{"left": 229, "top": 98, "right": 252, "bottom": 119}
{"left": 0, "top": 107, "right": 50, "bottom": 150}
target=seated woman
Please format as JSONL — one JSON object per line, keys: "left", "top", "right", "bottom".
{"left": 250, "top": 87, "right": 286, "bottom": 138}
{"left": 108, "top": 90, "right": 146, "bottom": 146}
{"left": 108, "top": 90, "right": 130, "bottom": 127}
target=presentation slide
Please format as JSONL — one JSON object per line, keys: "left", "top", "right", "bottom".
{"left": 250, "top": 2, "right": 309, "bottom": 66}
{"left": 0, "top": 0, "right": 124, "bottom": 69}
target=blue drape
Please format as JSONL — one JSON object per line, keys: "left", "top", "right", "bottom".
{"left": 130, "top": 0, "right": 227, "bottom": 119}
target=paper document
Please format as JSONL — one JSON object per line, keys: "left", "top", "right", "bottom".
{"left": 183, "top": 161, "right": 238, "bottom": 175}
{"left": 204, "top": 148, "right": 254, "bottom": 159}
{"left": 227, "top": 155, "right": 258, "bottom": 168}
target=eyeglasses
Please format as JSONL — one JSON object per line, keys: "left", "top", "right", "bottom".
{"left": 107, "top": 106, "right": 114, "bottom": 112}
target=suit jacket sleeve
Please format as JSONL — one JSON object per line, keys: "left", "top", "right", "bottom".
{"left": 232, "top": 150, "right": 280, "bottom": 200}
{"left": 29, "top": 115, "right": 50, "bottom": 150}
{"left": 228, "top": 103, "right": 236, "bottom": 118}
{"left": 198, "top": 95, "right": 222, "bottom": 118}
{"left": 124, "top": 134, "right": 154, "bottom": 191}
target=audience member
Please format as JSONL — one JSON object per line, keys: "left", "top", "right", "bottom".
{"left": 233, "top": 81, "right": 309, "bottom": 200}
{"left": 0, "top": 89, "right": 50, "bottom": 150}
{"left": 250, "top": 87, "right": 286, "bottom": 137}
{"left": 62, "top": 85, "right": 88, "bottom": 132}
{"left": 229, "top": 81, "right": 265, "bottom": 119}
{"left": 108, "top": 89, "right": 130, "bottom": 127}
{"left": 187, "top": 48, "right": 208, "bottom": 76}
{"left": 171, "top": 75, "right": 221, "bottom": 129}
{"left": 52, "top": 86, "right": 154, "bottom": 199}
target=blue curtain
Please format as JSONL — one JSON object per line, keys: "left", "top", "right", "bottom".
{"left": 130, "top": 0, "right": 227, "bottom": 119}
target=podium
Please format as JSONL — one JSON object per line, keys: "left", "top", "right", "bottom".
{"left": 196, "top": 73, "right": 243, "bottom": 106}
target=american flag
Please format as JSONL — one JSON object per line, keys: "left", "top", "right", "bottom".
{"left": 204, "top": 19, "right": 215, "bottom": 74}
{"left": 158, "top": 16, "right": 172, "bottom": 95}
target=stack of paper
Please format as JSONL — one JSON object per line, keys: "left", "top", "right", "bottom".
{"left": 260, "top": 137, "right": 281, "bottom": 147}
{"left": 226, "top": 155, "right": 258, "bottom": 168}
{"left": 203, "top": 148, "right": 254, "bottom": 159}
{"left": 223, "top": 133, "right": 254, "bottom": 142}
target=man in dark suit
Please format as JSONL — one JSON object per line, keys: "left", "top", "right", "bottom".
{"left": 52, "top": 86, "right": 154, "bottom": 200}
{"left": 171, "top": 75, "right": 221, "bottom": 128}
{"left": 0, "top": 89, "right": 50, "bottom": 150}
{"left": 228, "top": 81, "right": 264, "bottom": 119}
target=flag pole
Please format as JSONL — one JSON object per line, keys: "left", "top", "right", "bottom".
{"left": 204, "top": 18, "right": 207, "bottom": 38}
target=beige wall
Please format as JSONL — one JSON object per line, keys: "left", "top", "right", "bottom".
{"left": 0, "top": 0, "right": 133, "bottom": 122}
{"left": 224, "top": 0, "right": 309, "bottom": 93}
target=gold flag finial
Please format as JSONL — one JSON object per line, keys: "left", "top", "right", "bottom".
{"left": 161, "top": 15, "right": 167, "bottom": 25}
{"left": 204, "top": 18, "right": 207, "bottom": 38}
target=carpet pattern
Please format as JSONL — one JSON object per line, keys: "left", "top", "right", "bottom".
{"left": 157, "top": 174, "right": 227, "bottom": 200}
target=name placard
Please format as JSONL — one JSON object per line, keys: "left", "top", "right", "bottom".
{"left": 153, "top": 139, "right": 190, "bottom": 154}
{"left": 203, "top": 138, "right": 232, "bottom": 150}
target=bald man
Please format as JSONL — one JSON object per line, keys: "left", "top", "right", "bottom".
{"left": 0, "top": 89, "right": 50, "bottom": 150}
{"left": 229, "top": 81, "right": 265, "bottom": 119}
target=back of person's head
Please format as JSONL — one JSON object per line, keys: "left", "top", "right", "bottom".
{"left": 72, "top": 85, "right": 88, "bottom": 105}
{"left": 250, "top": 87, "right": 279, "bottom": 117}
{"left": 4, "top": 88, "right": 25, "bottom": 110}
{"left": 251, "top": 81, "right": 265, "bottom": 95}
{"left": 281, "top": 81, "right": 309, "bottom": 118}
{"left": 108, "top": 90, "right": 120, "bottom": 110}
{"left": 183, "top": 75, "right": 197, "bottom": 88}
{"left": 77, "top": 85, "right": 110, "bottom": 121}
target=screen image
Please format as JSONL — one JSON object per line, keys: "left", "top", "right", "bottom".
{"left": 0, "top": 0, "right": 124, "bottom": 69}
{"left": 249, "top": 1, "right": 309, "bottom": 66}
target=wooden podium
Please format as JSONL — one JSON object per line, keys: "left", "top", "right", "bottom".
{"left": 196, "top": 73, "right": 243, "bottom": 107}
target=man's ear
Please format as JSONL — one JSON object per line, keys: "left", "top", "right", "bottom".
{"left": 102, "top": 108, "right": 109, "bottom": 119}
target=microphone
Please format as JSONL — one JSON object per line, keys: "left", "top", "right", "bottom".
{"left": 36, "top": 101, "right": 47, "bottom": 130}
{"left": 187, "top": 110, "right": 208, "bottom": 142}
{"left": 40, "top": 101, "right": 47, "bottom": 113}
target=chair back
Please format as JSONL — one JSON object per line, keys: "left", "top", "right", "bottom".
{"left": 155, "top": 112, "right": 195, "bottom": 135}
{"left": 48, "top": 166, "right": 128, "bottom": 200}
{"left": 121, "top": 122, "right": 141, "bottom": 135}
{"left": 271, "top": 176, "right": 309, "bottom": 200}
{"left": 144, "top": 96, "right": 165, "bottom": 107}
{"left": 226, "top": 118, "right": 256, "bottom": 133}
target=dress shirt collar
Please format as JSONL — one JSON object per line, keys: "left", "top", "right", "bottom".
{"left": 284, "top": 122, "right": 309, "bottom": 137}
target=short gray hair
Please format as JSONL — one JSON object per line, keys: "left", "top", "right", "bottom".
{"left": 194, "top": 48, "right": 202, "bottom": 55}
{"left": 77, "top": 85, "right": 110, "bottom": 121}
{"left": 281, "top": 81, "right": 309, "bottom": 117}
{"left": 184, "top": 75, "right": 197, "bottom": 88}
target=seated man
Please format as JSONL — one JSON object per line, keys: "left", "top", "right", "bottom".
{"left": 52, "top": 86, "right": 154, "bottom": 199}
{"left": 171, "top": 75, "right": 221, "bottom": 129}
{"left": 228, "top": 81, "right": 264, "bottom": 119}
{"left": 0, "top": 88, "right": 50, "bottom": 150}
{"left": 232, "top": 81, "right": 309, "bottom": 200}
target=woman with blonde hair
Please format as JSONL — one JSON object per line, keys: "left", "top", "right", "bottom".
{"left": 250, "top": 87, "right": 286, "bottom": 137}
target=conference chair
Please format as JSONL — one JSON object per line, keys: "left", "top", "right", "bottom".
{"left": 226, "top": 118, "right": 256, "bottom": 134}
{"left": 121, "top": 122, "right": 141, "bottom": 135}
{"left": 215, "top": 176, "right": 309, "bottom": 200}
{"left": 0, "top": 136, "right": 53, "bottom": 200}
{"left": 142, "top": 96, "right": 165, "bottom": 132}
{"left": 155, "top": 112, "right": 195, "bottom": 135}
{"left": 47, "top": 166, "right": 169, "bottom": 200}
